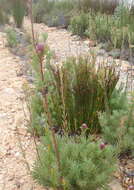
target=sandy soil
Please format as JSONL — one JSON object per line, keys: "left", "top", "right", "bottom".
{"left": 0, "top": 32, "right": 44, "bottom": 190}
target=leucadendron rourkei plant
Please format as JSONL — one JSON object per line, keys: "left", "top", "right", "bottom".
{"left": 30, "top": 51, "right": 119, "bottom": 136}
{"left": 32, "top": 128, "right": 116, "bottom": 190}
{"left": 5, "top": 28, "right": 18, "bottom": 48}
{"left": 28, "top": 41, "right": 54, "bottom": 136}
{"left": 11, "top": 0, "right": 27, "bottom": 28}
{"left": 0, "top": 0, "right": 10, "bottom": 24}
{"left": 28, "top": 42, "right": 118, "bottom": 190}
{"left": 99, "top": 91, "right": 134, "bottom": 156}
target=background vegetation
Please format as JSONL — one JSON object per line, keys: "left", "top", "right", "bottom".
{"left": 0, "top": 0, "right": 10, "bottom": 24}
{"left": 0, "top": 0, "right": 27, "bottom": 28}
{"left": 33, "top": 130, "right": 116, "bottom": 190}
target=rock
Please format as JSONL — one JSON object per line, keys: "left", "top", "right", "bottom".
{"left": 3, "top": 88, "right": 15, "bottom": 95}
{"left": 108, "top": 49, "right": 121, "bottom": 59}
{"left": 16, "top": 71, "right": 23, "bottom": 77}
{"left": 89, "top": 40, "right": 96, "bottom": 47}
{"left": 120, "top": 49, "right": 130, "bottom": 61}
{"left": 97, "top": 42, "right": 110, "bottom": 50}
{"left": 15, "top": 152, "right": 20, "bottom": 157}
{"left": 26, "top": 76, "right": 34, "bottom": 83}
{"left": 0, "top": 113, "right": 7, "bottom": 119}
{"left": 84, "top": 40, "right": 90, "bottom": 46}
{"left": 72, "top": 35, "right": 81, "bottom": 41}
{"left": 109, "top": 179, "right": 124, "bottom": 190}
{"left": 97, "top": 49, "right": 107, "bottom": 56}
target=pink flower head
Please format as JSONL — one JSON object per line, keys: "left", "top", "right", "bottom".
{"left": 36, "top": 43, "right": 45, "bottom": 53}
{"left": 128, "top": 185, "right": 134, "bottom": 190}
{"left": 99, "top": 143, "right": 106, "bottom": 150}
{"left": 81, "top": 123, "right": 88, "bottom": 129}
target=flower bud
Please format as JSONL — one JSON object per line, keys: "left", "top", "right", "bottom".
{"left": 81, "top": 123, "right": 88, "bottom": 129}
{"left": 36, "top": 43, "right": 45, "bottom": 53}
{"left": 128, "top": 185, "right": 134, "bottom": 190}
{"left": 99, "top": 143, "right": 106, "bottom": 150}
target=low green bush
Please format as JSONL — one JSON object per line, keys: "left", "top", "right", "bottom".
{"left": 32, "top": 130, "right": 116, "bottom": 190}
{"left": 29, "top": 92, "right": 45, "bottom": 136}
{"left": 69, "top": 13, "right": 89, "bottom": 36}
{"left": 33, "top": 0, "right": 75, "bottom": 27}
{"left": 99, "top": 92, "right": 134, "bottom": 155}
{"left": 86, "top": 12, "right": 114, "bottom": 42}
{"left": 47, "top": 56, "right": 119, "bottom": 134}
{"left": 0, "top": 10, "right": 7, "bottom": 25}
{"left": 5, "top": 28, "right": 18, "bottom": 48}
{"left": 79, "top": 0, "right": 118, "bottom": 14}
{"left": 33, "top": 0, "right": 54, "bottom": 23}
{"left": 11, "top": 0, "right": 26, "bottom": 28}
{"left": 0, "top": 0, "right": 10, "bottom": 24}
{"left": 112, "top": 5, "right": 134, "bottom": 48}
{"left": 30, "top": 50, "right": 119, "bottom": 136}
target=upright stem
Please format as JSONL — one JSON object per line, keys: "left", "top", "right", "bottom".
{"left": 39, "top": 56, "right": 44, "bottom": 82}
{"left": 59, "top": 68, "right": 67, "bottom": 131}
{"left": 28, "top": 1, "right": 62, "bottom": 188}
{"left": 42, "top": 82, "right": 62, "bottom": 190}
{"left": 29, "top": 0, "right": 36, "bottom": 49}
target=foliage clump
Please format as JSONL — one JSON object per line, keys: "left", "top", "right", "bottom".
{"left": 99, "top": 91, "right": 134, "bottom": 155}
{"left": 70, "top": 5, "right": 134, "bottom": 49}
{"left": 32, "top": 130, "right": 116, "bottom": 190}
{"left": 30, "top": 92, "right": 45, "bottom": 136}
{"left": 46, "top": 56, "right": 119, "bottom": 134}
{"left": 33, "top": 0, "right": 75, "bottom": 27}
{"left": 0, "top": 0, "right": 10, "bottom": 24}
{"left": 30, "top": 50, "right": 119, "bottom": 136}
{"left": 5, "top": 28, "right": 18, "bottom": 48}
{"left": 69, "top": 13, "right": 89, "bottom": 37}
{"left": 11, "top": 0, "right": 26, "bottom": 28}
{"left": 0, "top": 0, "right": 27, "bottom": 27}
{"left": 79, "top": 0, "right": 118, "bottom": 14}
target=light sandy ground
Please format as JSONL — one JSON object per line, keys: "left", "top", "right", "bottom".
{"left": 0, "top": 32, "right": 44, "bottom": 190}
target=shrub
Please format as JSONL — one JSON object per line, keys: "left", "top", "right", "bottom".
{"left": 0, "top": 0, "right": 10, "bottom": 24}
{"left": 111, "top": 4, "right": 134, "bottom": 48}
{"left": 28, "top": 45, "right": 53, "bottom": 136}
{"left": 99, "top": 92, "right": 134, "bottom": 155}
{"left": 33, "top": 0, "right": 75, "bottom": 27}
{"left": 86, "top": 12, "right": 114, "bottom": 42}
{"left": 42, "top": 55, "right": 118, "bottom": 135}
{"left": 0, "top": 10, "right": 7, "bottom": 25}
{"left": 32, "top": 130, "right": 116, "bottom": 190}
{"left": 29, "top": 92, "right": 45, "bottom": 136}
{"left": 29, "top": 51, "right": 119, "bottom": 136}
{"left": 85, "top": 7, "right": 134, "bottom": 49}
{"left": 114, "top": 4, "right": 131, "bottom": 27}
{"left": 11, "top": 0, "right": 26, "bottom": 28}
{"left": 5, "top": 28, "right": 18, "bottom": 48}
{"left": 43, "top": 11, "right": 73, "bottom": 28}
{"left": 79, "top": 0, "right": 119, "bottom": 14}
{"left": 33, "top": 0, "right": 54, "bottom": 23}
{"left": 69, "top": 13, "right": 89, "bottom": 36}
{"left": 109, "top": 88, "right": 128, "bottom": 111}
